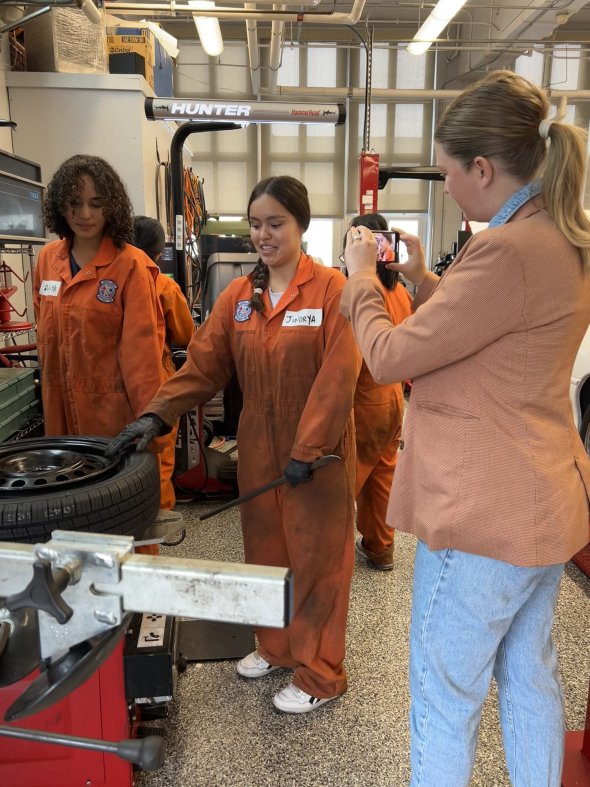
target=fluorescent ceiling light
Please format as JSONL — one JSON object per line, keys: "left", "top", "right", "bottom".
{"left": 76, "top": 0, "right": 102, "bottom": 25}
{"left": 408, "top": 0, "right": 468, "bottom": 55}
{"left": 188, "top": 0, "right": 224, "bottom": 58}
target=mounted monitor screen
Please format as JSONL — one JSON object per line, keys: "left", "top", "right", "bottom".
{"left": 0, "top": 170, "right": 44, "bottom": 242}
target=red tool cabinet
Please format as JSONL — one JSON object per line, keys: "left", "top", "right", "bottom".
{"left": 0, "top": 642, "right": 134, "bottom": 787}
{"left": 562, "top": 680, "right": 590, "bottom": 787}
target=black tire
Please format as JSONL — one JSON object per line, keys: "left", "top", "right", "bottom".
{"left": 0, "top": 437, "right": 160, "bottom": 544}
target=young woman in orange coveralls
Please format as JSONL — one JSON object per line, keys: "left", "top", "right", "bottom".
{"left": 132, "top": 216, "right": 195, "bottom": 512}
{"left": 33, "top": 155, "right": 164, "bottom": 439}
{"left": 107, "top": 176, "right": 361, "bottom": 714}
{"left": 346, "top": 213, "right": 412, "bottom": 571}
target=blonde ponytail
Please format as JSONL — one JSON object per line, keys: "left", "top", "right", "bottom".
{"left": 541, "top": 122, "right": 590, "bottom": 271}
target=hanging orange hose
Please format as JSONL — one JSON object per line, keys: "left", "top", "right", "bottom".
{"left": 183, "top": 168, "right": 207, "bottom": 309}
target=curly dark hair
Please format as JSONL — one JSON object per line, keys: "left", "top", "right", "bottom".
{"left": 43, "top": 154, "right": 134, "bottom": 248}
{"left": 247, "top": 175, "right": 310, "bottom": 313}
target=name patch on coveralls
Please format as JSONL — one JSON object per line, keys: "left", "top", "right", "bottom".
{"left": 234, "top": 300, "right": 252, "bottom": 322}
{"left": 97, "top": 279, "right": 118, "bottom": 304}
{"left": 282, "top": 309, "right": 323, "bottom": 327}
{"left": 39, "top": 280, "right": 62, "bottom": 296}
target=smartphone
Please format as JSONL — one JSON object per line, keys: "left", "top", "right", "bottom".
{"left": 372, "top": 230, "right": 400, "bottom": 265}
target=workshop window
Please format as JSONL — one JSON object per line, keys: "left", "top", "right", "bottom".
{"left": 550, "top": 44, "right": 581, "bottom": 91}
{"left": 358, "top": 48, "right": 390, "bottom": 90}
{"left": 304, "top": 219, "right": 335, "bottom": 266}
{"left": 514, "top": 49, "right": 545, "bottom": 86}
{"left": 396, "top": 46, "right": 426, "bottom": 89}
{"left": 174, "top": 41, "right": 257, "bottom": 215}
{"left": 347, "top": 45, "right": 435, "bottom": 214}
{"left": 262, "top": 44, "right": 347, "bottom": 216}
{"left": 277, "top": 46, "right": 300, "bottom": 87}
{"left": 307, "top": 47, "right": 337, "bottom": 88}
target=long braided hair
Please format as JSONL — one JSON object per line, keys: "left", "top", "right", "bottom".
{"left": 247, "top": 176, "right": 311, "bottom": 312}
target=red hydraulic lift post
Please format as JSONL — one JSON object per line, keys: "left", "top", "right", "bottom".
{"left": 358, "top": 151, "right": 379, "bottom": 215}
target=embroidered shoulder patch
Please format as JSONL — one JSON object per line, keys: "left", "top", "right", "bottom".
{"left": 234, "top": 299, "right": 252, "bottom": 322}
{"left": 97, "top": 279, "right": 118, "bottom": 304}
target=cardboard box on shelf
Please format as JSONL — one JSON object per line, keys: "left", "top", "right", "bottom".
{"left": 106, "top": 27, "right": 173, "bottom": 96}
{"left": 22, "top": 8, "right": 107, "bottom": 74}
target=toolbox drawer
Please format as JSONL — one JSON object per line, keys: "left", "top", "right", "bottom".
{"left": 0, "top": 395, "right": 40, "bottom": 442}
{"left": 0, "top": 368, "right": 40, "bottom": 442}
{"left": 0, "top": 382, "right": 37, "bottom": 422}
{"left": 0, "top": 368, "right": 37, "bottom": 403}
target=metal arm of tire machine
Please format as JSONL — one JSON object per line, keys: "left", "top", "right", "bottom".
{"left": 146, "top": 98, "right": 346, "bottom": 484}
{"left": 0, "top": 529, "right": 293, "bottom": 769}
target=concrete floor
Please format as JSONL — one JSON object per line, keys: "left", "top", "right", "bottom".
{"left": 135, "top": 500, "right": 590, "bottom": 787}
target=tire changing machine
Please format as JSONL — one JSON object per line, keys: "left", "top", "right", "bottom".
{"left": 0, "top": 530, "right": 292, "bottom": 786}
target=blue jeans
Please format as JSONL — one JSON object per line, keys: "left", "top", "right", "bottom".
{"left": 409, "top": 540, "right": 565, "bottom": 787}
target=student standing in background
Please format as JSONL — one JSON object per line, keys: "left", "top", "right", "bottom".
{"left": 133, "top": 215, "right": 195, "bottom": 513}
{"left": 344, "top": 213, "right": 412, "bottom": 571}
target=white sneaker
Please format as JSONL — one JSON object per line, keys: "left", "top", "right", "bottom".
{"left": 236, "top": 651, "right": 279, "bottom": 679}
{"left": 272, "top": 683, "right": 338, "bottom": 714}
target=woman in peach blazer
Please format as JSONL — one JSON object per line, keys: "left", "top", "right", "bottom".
{"left": 342, "top": 71, "right": 590, "bottom": 787}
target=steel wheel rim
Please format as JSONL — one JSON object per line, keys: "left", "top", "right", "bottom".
{"left": 0, "top": 439, "right": 119, "bottom": 494}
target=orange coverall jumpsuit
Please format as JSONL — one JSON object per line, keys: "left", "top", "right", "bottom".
{"left": 33, "top": 235, "right": 164, "bottom": 437}
{"left": 354, "top": 282, "right": 412, "bottom": 556}
{"left": 146, "top": 253, "right": 361, "bottom": 699}
{"left": 155, "top": 274, "right": 195, "bottom": 510}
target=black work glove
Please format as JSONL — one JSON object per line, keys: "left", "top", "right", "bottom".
{"left": 283, "top": 459, "right": 313, "bottom": 488}
{"left": 104, "top": 414, "right": 165, "bottom": 458}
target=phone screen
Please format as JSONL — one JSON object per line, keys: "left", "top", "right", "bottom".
{"left": 372, "top": 231, "right": 400, "bottom": 265}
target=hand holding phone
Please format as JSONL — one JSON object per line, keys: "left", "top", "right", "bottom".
{"left": 372, "top": 231, "right": 400, "bottom": 265}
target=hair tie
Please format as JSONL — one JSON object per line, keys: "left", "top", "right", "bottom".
{"left": 538, "top": 119, "right": 552, "bottom": 140}
{"left": 253, "top": 287, "right": 263, "bottom": 295}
